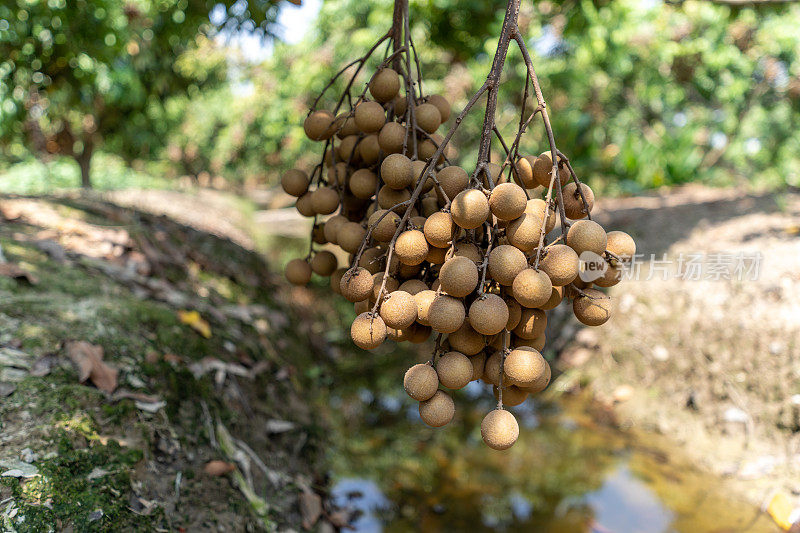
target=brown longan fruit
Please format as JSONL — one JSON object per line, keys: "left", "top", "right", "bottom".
{"left": 423, "top": 212, "right": 455, "bottom": 248}
{"left": 438, "top": 256, "right": 478, "bottom": 297}
{"left": 427, "top": 94, "right": 451, "bottom": 122}
{"left": 285, "top": 258, "right": 312, "bottom": 286}
{"left": 349, "top": 169, "right": 378, "bottom": 200}
{"left": 387, "top": 326, "right": 411, "bottom": 342}
{"left": 391, "top": 94, "right": 408, "bottom": 117}
{"left": 532, "top": 151, "right": 569, "bottom": 188}
{"left": 379, "top": 290, "right": 417, "bottom": 329}
{"left": 378, "top": 121, "right": 405, "bottom": 154}
{"left": 395, "top": 230, "right": 428, "bottom": 266}
{"left": 504, "top": 348, "right": 547, "bottom": 386}
{"left": 340, "top": 267, "right": 373, "bottom": 302}
{"left": 377, "top": 185, "right": 411, "bottom": 213}
{"left": 566, "top": 220, "right": 608, "bottom": 256}
{"left": 540, "top": 244, "right": 579, "bottom": 286}
{"left": 594, "top": 265, "right": 622, "bottom": 288}
{"left": 369, "top": 67, "right": 400, "bottom": 103}
{"left": 368, "top": 209, "right": 400, "bottom": 242}
{"left": 338, "top": 135, "right": 360, "bottom": 162}
{"left": 505, "top": 298, "right": 522, "bottom": 330}
{"left": 436, "top": 166, "right": 469, "bottom": 201}
{"left": 493, "top": 385, "right": 528, "bottom": 407}
{"left": 562, "top": 182, "right": 594, "bottom": 219}
{"left": 428, "top": 295, "right": 465, "bottom": 333}
{"left": 470, "top": 352, "right": 486, "bottom": 381}
{"left": 447, "top": 322, "right": 484, "bottom": 356}
{"left": 403, "top": 363, "right": 439, "bottom": 401}
{"left": 323, "top": 214, "right": 347, "bottom": 244}
{"left": 295, "top": 192, "right": 315, "bottom": 217}
{"left": 358, "top": 246, "right": 384, "bottom": 274}
{"left": 506, "top": 213, "right": 543, "bottom": 253}
{"left": 281, "top": 169, "right": 309, "bottom": 197}
{"left": 514, "top": 333, "right": 546, "bottom": 352}
{"left": 354, "top": 101, "right": 385, "bottom": 134}
{"left": 482, "top": 351, "right": 503, "bottom": 386}
{"left": 514, "top": 308, "right": 547, "bottom": 340}
{"left": 304, "top": 110, "right": 335, "bottom": 141}
{"left": 419, "top": 390, "right": 455, "bottom": 427}
{"left": 414, "top": 289, "right": 437, "bottom": 326}
{"left": 328, "top": 162, "right": 349, "bottom": 187}
{"left": 337, "top": 221, "right": 366, "bottom": 254}
{"left": 408, "top": 323, "right": 432, "bottom": 344}
{"left": 310, "top": 187, "right": 340, "bottom": 215}
{"left": 381, "top": 153, "right": 414, "bottom": 190}
{"left": 468, "top": 294, "right": 509, "bottom": 336}
{"left": 573, "top": 288, "right": 613, "bottom": 326}
{"left": 489, "top": 183, "right": 527, "bottom": 221}
{"left": 310, "top": 251, "right": 338, "bottom": 276}
{"left": 447, "top": 242, "right": 482, "bottom": 264}
{"left": 540, "top": 285, "right": 563, "bottom": 310}
{"left": 397, "top": 279, "right": 426, "bottom": 296}
{"left": 415, "top": 103, "right": 442, "bottom": 133}
{"left": 351, "top": 312, "right": 387, "bottom": 350}
{"left": 312, "top": 224, "right": 327, "bottom": 245}
{"left": 397, "top": 262, "right": 422, "bottom": 279}
{"left": 371, "top": 272, "right": 399, "bottom": 301}
{"left": 354, "top": 299, "right": 370, "bottom": 315}
{"left": 481, "top": 409, "right": 519, "bottom": 450}
{"left": 359, "top": 134, "right": 381, "bottom": 165}
{"left": 512, "top": 268, "right": 553, "bottom": 308}
{"left": 514, "top": 156, "right": 537, "bottom": 189}
{"left": 409, "top": 215, "right": 427, "bottom": 231}
{"left": 451, "top": 189, "right": 489, "bottom": 230}
{"left": 606, "top": 230, "right": 636, "bottom": 261}
{"left": 413, "top": 160, "right": 436, "bottom": 193}
{"left": 488, "top": 245, "right": 528, "bottom": 286}
{"left": 518, "top": 360, "right": 551, "bottom": 394}
{"left": 426, "top": 246, "right": 447, "bottom": 265}
{"left": 421, "top": 196, "right": 439, "bottom": 217}
{"left": 331, "top": 267, "right": 347, "bottom": 294}
{"left": 436, "top": 351, "right": 473, "bottom": 390}
{"left": 334, "top": 113, "right": 359, "bottom": 138}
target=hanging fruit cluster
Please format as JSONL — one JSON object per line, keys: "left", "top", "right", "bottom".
{"left": 282, "top": 0, "right": 635, "bottom": 450}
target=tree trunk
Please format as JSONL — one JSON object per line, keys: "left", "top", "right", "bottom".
{"left": 76, "top": 142, "right": 93, "bottom": 189}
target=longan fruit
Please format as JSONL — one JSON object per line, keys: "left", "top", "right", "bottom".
{"left": 482, "top": 351, "right": 503, "bottom": 386}
{"left": 540, "top": 285, "right": 563, "bottom": 310}
{"left": 312, "top": 224, "right": 328, "bottom": 245}
{"left": 421, "top": 196, "right": 439, "bottom": 217}
{"left": 397, "top": 279, "right": 426, "bottom": 295}
{"left": 331, "top": 267, "right": 347, "bottom": 294}
{"left": 436, "top": 351, "right": 473, "bottom": 389}
{"left": 606, "top": 230, "right": 636, "bottom": 261}
{"left": 512, "top": 268, "right": 553, "bottom": 308}
{"left": 437, "top": 166, "right": 469, "bottom": 201}
{"left": 489, "top": 182, "right": 527, "bottom": 221}
{"left": 488, "top": 245, "right": 528, "bottom": 286}
{"left": 378, "top": 121, "right": 405, "bottom": 154}
{"left": 426, "top": 246, "right": 447, "bottom": 265}
{"left": 377, "top": 185, "right": 411, "bottom": 213}
{"left": 419, "top": 390, "right": 455, "bottom": 427}
{"left": 506, "top": 213, "right": 543, "bottom": 253}
{"left": 451, "top": 189, "right": 489, "bottom": 230}
{"left": 281, "top": 169, "right": 309, "bottom": 197}
{"left": 413, "top": 160, "right": 436, "bottom": 193}
{"left": 351, "top": 312, "right": 387, "bottom": 350}
{"left": 354, "top": 101, "right": 385, "bottom": 134}
{"left": 340, "top": 267, "right": 374, "bottom": 302}
{"left": 310, "top": 251, "right": 338, "bottom": 276}
{"left": 369, "top": 67, "right": 400, "bottom": 103}
{"left": 423, "top": 212, "right": 454, "bottom": 248}
{"left": 397, "top": 261, "right": 422, "bottom": 279}
{"left": 514, "top": 156, "right": 537, "bottom": 189}
{"left": 514, "top": 333, "right": 546, "bottom": 352}
{"left": 481, "top": 162, "right": 504, "bottom": 188}
{"left": 328, "top": 162, "right": 349, "bottom": 187}
{"left": 447, "top": 322, "right": 485, "bottom": 356}
{"left": 285, "top": 258, "right": 312, "bottom": 286}
{"left": 428, "top": 295, "right": 466, "bottom": 333}
{"left": 404, "top": 363, "right": 439, "bottom": 401}
{"left": 387, "top": 326, "right": 411, "bottom": 342}
{"left": 504, "top": 348, "right": 547, "bottom": 386}
{"left": 367, "top": 209, "right": 400, "bottom": 242}
{"left": 562, "top": 182, "right": 594, "bottom": 219}
{"left": 573, "top": 288, "right": 613, "bottom": 326}
{"left": 358, "top": 246, "right": 384, "bottom": 274}
{"left": 448, "top": 242, "right": 482, "bottom": 264}
{"left": 349, "top": 169, "right": 378, "bottom": 200}
{"left": 408, "top": 323, "right": 432, "bottom": 344}
{"left": 395, "top": 230, "right": 429, "bottom": 266}
{"left": 415, "top": 103, "right": 442, "bottom": 134}
{"left": 295, "top": 192, "right": 315, "bottom": 217}
{"left": 505, "top": 298, "right": 522, "bottom": 330}
{"left": 594, "top": 264, "right": 622, "bottom": 288}
{"left": 532, "top": 151, "right": 569, "bottom": 188}
{"left": 323, "top": 214, "right": 347, "bottom": 244}
{"left": 566, "top": 220, "right": 607, "bottom": 256}
{"left": 304, "top": 110, "right": 335, "bottom": 141}
{"left": 338, "top": 135, "right": 360, "bottom": 162}
{"left": 334, "top": 113, "right": 359, "bottom": 138}
{"left": 371, "top": 272, "right": 399, "bottom": 301}
{"left": 381, "top": 153, "right": 414, "bottom": 190}
{"left": 517, "top": 360, "right": 551, "bottom": 394}
{"left": 540, "top": 244, "right": 579, "bottom": 286}
{"left": 379, "top": 290, "right": 417, "bottom": 329}
{"left": 337, "top": 221, "right": 366, "bottom": 254}
{"left": 438, "top": 256, "right": 478, "bottom": 298}
{"left": 311, "top": 187, "right": 340, "bottom": 215}
{"left": 468, "top": 294, "right": 509, "bottom": 336}
{"left": 513, "top": 308, "right": 547, "bottom": 340}
{"left": 414, "top": 289, "right": 437, "bottom": 326}
{"left": 470, "top": 352, "right": 486, "bottom": 381}
{"left": 492, "top": 385, "right": 528, "bottom": 407}
{"left": 427, "top": 94, "right": 451, "bottom": 122}
{"left": 481, "top": 409, "right": 519, "bottom": 450}
{"left": 392, "top": 94, "right": 408, "bottom": 117}
{"left": 359, "top": 134, "right": 381, "bottom": 165}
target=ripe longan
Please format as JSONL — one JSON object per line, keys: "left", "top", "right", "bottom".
{"left": 506, "top": 213, "right": 543, "bottom": 253}
{"left": 518, "top": 361, "right": 551, "bottom": 394}
{"left": 437, "top": 166, "right": 469, "bottom": 201}
{"left": 285, "top": 258, "right": 312, "bottom": 286}
{"left": 423, "top": 212, "right": 455, "bottom": 248}
{"left": 448, "top": 242, "right": 482, "bottom": 264}
{"left": 380, "top": 290, "right": 417, "bottom": 329}
{"left": 358, "top": 247, "right": 384, "bottom": 274}
{"left": 354, "top": 101, "right": 385, "bottom": 134}
{"left": 512, "top": 268, "right": 552, "bottom": 308}
{"left": 436, "top": 351, "right": 473, "bottom": 390}
{"left": 514, "top": 156, "right": 537, "bottom": 189}
{"left": 371, "top": 272, "right": 399, "bottom": 301}
{"left": 414, "top": 289, "right": 437, "bottom": 326}
{"left": 369, "top": 68, "right": 400, "bottom": 103}
{"left": 447, "top": 322, "right": 485, "bottom": 356}
{"left": 563, "top": 182, "right": 594, "bottom": 219}
{"left": 338, "top": 135, "right": 360, "bottom": 162}
{"left": 311, "top": 187, "right": 340, "bottom": 215}
{"left": 381, "top": 153, "right": 414, "bottom": 190}
{"left": 566, "top": 220, "right": 607, "bottom": 256}
{"left": 488, "top": 245, "right": 528, "bottom": 286}
{"left": 359, "top": 134, "right": 381, "bottom": 165}
{"left": 392, "top": 94, "right": 407, "bottom": 117}
{"left": 323, "top": 214, "right": 347, "bottom": 244}
{"left": 438, "top": 256, "right": 478, "bottom": 297}
{"left": 482, "top": 351, "right": 503, "bottom": 386}
{"left": 348, "top": 169, "right": 376, "bottom": 200}
{"left": 377, "top": 185, "right": 411, "bottom": 213}
{"left": 594, "top": 264, "right": 622, "bottom": 288}
{"left": 331, "top": 267, "right": 347, "bottom": 294}
{"left": 426, "top": 246, "right": 447, "bottom": 264}
{"left": 334, "top": 113, "right": 359, "bottom": 138}
{"left": 428, "top": 295, "right": 466, "bottom": 333}
{"left": 295, "top": 192, "right": 315, "bottom": 217}
{"left": 399, "top": 279, "right": 428, "bottom": 295}
{"left": 310, "top": 251, "right": 338, "bottom": 276}
{"left": 573, "top": 288, "right": 613, "bottom": 326}
{"left": 489, "top": 183, "right": 527, "bottom": 221}
{"left": 451, "top": 189, "right": 490, "bottom": 230}
{"left": 419, "top": 390, "right": 455, "bottom": 427}
{"left": 481, "top": 409, "right": 519, "bottom": 450}
{"left": 415, "top": 103, "right": 442, "bottom": 133}
{"left": 540, "top": 244, "right": 579, "bottom": 286}
{"left": 394, "top": 230, "right": 429, "bottom": 266}
{"left": 532, "top": 151, "right": 569, "bottom": 188}
{"left": 340, "top": 267, "right": 373, "bottom": 302}
{"left": 337, "top": 222, "right": 366, "bottom": 254}
{"left": 493, "top": 385, "right": 528, "bottom": 407}
{"left": 468, "top": 294, "right": 509, "bottom": 336}
{"left": 403, "top": 363, "right": 439, "bottom": 401}
{"left": 427, "top": 94, "right": 451, "bottom": 122}
{"left": 505, "top": 298, "right": 522, "bottom": 330}
{"left": 515, "top": 334, "right": 546, "bottom": 352}
{"left": 470, "top": 352, "right": 486, "bottom": 381}
{"left": 504, "top": 348, "right": 547, "bottom": 386}
{"left": 514, "top": 308, "right": 547, "bottom": 340}
{"left": 378, "top": 122, "right": 405, "bottom": 154}
{"left": 351, "top": 312, "right": 387, "bottom": 350}
{"left": 413, "top": 160, "right": 436, "bottom": 193}
{"left": 525, "top": 198, "right": 556, "bottom": 234}
{"left": 368, "top": 209, "right": 400, "bottom": 242}
{"left": 304, "top": 110, "right": 335, "bottom": 141}
{"left": 540, "top": 285, "right": 563, "bottom": 310}
{"left": 606, "top": 230, "right": 636, "bottom": 261}
{"left": 408, "top": 323, "right": 432, "bottom": 344}
{"left": 281, "top": 169, "right": 309, "bottom": 197}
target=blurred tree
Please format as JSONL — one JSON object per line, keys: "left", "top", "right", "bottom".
{"left": 0, "top": 0, "right": 286, "bottom": 188}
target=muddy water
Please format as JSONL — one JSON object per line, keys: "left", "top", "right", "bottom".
{"left": 320, "top": 347, "right": 776, "bottom": 533}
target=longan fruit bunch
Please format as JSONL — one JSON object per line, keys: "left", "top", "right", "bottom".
{"left": 282, "top": 60, "right": 635, "bottom": 450}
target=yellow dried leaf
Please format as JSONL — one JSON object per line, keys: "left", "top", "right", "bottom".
{"left": 178, "top": 310, "right": 211, "bottom": 338}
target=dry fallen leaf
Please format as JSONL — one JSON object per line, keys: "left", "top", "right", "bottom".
{"left": 299, "top": 489, "right": 322, "bottom": 530}
{"left": 66, "top": 341, "right": 118, "bottom": 394}
{"left": 177, "top": 310, "right": 212, "bottom": 338}
{"left": 203, "top": 460, "right": 235, "bottom": 476}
